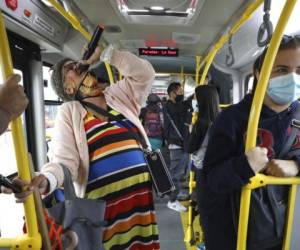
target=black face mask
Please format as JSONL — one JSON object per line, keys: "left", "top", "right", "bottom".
{"left": 175, "top": 94, "right": 184, "bottom": 103}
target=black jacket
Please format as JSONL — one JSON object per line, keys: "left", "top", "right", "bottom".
{"left": 163, "top": 99, "right": 192, "bottom": 147}
{"left": 198, "top": 95, "right": 300, "bottom": 250}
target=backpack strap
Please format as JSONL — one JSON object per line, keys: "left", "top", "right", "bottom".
{"left": 165, "top": 111, "right": 184, "bottom": 141}
{"left": 81, "top": 101, "right": 148, "bottom": 150}
{"left": 278, "top": 104, "right": 300, "bottom": 158}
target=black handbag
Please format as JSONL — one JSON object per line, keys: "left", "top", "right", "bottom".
{"left": 81, "top": 101, "right": 176, "bottom": 197}
{"left": 231, "top": 105, "right": 300, "bottom": 250}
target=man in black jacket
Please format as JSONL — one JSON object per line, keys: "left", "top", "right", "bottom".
{"left": 163, "top": 82, "right": 191, "bottom": 212}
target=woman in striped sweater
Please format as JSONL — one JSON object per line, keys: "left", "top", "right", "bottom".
{"left": 14, "top": 45, "right": 160, "bottom": 250}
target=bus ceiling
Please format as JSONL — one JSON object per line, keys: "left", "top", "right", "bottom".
{"left": 0, "top": 1, "right": 300, "bottom": 72}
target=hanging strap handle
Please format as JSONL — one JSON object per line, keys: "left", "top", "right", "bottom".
{"left": 226, "top": 35, "right": 235, "bottom": 67}
{"left": 257, "top": 0, "right": 273, "bottom": 47}
{"left": 61, "top": 164, "right": 77, "bottom": 201}
{"left": 81, "top": 101, "right": 148, "bottom": 150}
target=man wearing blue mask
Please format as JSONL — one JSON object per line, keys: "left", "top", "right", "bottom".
{"left": 197, "top": 35, "right": 300, "bottom": 250}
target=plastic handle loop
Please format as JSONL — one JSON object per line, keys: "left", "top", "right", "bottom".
{"left": 257, "top": 0, "right": 273, "bottom": 47}
{"left": 226, "top": 35, "right": 235, "bottom": 67}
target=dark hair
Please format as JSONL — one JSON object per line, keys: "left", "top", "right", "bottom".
{"left": 252, "top": 36, "right": 300, "bottom": 93}
{"left": 195, "top": 85, "right": 220, "bottom": 123}
{"left": 167, "top": 82, "right": 181, "bottom": 96}
{"left": 147, "top": 93, "right": 161, "bottom": 104}
{"left": 50, "top": 58, "right": 75, "bottom": 102}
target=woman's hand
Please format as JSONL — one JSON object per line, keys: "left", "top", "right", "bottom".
{"left": 265, "top": 159, "right": 299, "bottom": 177}
{"left": 80, "top": 45, "right": 105, "bottom": 66}
{"left": 245, "top": 147, "right": 269, "bottom": 173}
{"left": 2, "top": 174, "right": 49, "bottom": 203}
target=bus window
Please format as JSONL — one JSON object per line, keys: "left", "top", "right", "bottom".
{"left": 43, "top": 65, "right": 59, "bottom": 102}
{"left": 0, "top": 69, "right": 25, "bottom": 237}
{"left": 43, "top": 65, "right": 61, "bottom": 158}
{"left": 245, "top": 74, "right": 254, "bottom": 95}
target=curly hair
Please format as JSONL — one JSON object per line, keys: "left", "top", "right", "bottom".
{"left": 50, "top": 58, "right": 75, "bottom": 102}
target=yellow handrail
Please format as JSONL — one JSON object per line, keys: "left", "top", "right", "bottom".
{"left": 47, "top": 0, "right": 115, "bottom": 84}
{"left": 47, "top": 0, "right": 90, "bottom": 40}
{"left": 199, "top": 0, "right": 264, "bottom": 85}
{"left": 195, "top": 55, "right": 201, "bottom": 84}
{"left": 238, "top": 0, "right": 298, "bottom": 249}
{"left": 0, "top": 11, "right": 41, "bottom": 249}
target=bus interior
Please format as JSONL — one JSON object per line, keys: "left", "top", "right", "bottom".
{"left": 1, "top": 0, "right": 300, "bottom": 249}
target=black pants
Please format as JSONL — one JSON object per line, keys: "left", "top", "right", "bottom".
{"left": 265, "top": 245, "right": 282, "bottom": 250}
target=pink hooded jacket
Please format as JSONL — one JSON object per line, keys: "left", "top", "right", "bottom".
{"left": 42, "top": 49, "right": 155, "bottom": 197}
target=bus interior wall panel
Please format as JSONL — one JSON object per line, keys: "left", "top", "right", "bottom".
{"left": 0, "top": 0, "right": 68, "bottom": 52}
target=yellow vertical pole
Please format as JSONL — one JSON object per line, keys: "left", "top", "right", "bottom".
{"left": 180, "top": 66, "right": 185, "bottom": 91}
{"left": 199, "top": 48, "right": 218, "bottom": 85}
{"left": 0, "top": 11, "right": 41, "bottom": 249}
{"left": 195, "top": 56, "right": 201, "bottom": 85}
{"left": 238, "top": 0, "right": 298, "bottom": 249}
{"left": 104, "top": 62, "right": 114, "bottom": 84}
{"left": 283, "top": 185, "right": 297, "bottom": 250}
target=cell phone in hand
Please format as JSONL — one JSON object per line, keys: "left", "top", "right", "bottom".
{"left": 0, "top": 174, "right": 21, "bottom": 193}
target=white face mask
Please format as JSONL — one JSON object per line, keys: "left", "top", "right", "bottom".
{"left": 192, "top": 99, "right": 198, "bottom": 112}
{"left": 267, "top": 73, "right": 300, "bottom": 105}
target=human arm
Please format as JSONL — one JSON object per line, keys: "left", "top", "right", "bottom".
{"left": 81, "top": 45, "right": 155, "bottom": 108}
{"left": 41, "top": 104, "right": 82, "bottom": 192}
{"left": 203, "top": 109, "right": 268, "bottom": 194}
{"left": 0, "top": 74, "right": 28, "bottom": 134}
{"left": 187, "top": 120, "right": 209, "bottom": 153}
{"left": 265, "top": 159, "right": 299, "bottom": 177}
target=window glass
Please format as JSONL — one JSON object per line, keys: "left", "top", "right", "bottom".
{"left": 0, "top": 69, "right": 25, "bottom": 237}
{"left": 245, "top": 75, "right": 254, "bottom": 95}
{"left": 43, "top": 64, "right": 61, "bottom": 158}
{"left": 43, "top": 65, "right": 60, "bottom": 101}
{"left": 45, "top": 104, "right": 60, "bottom": 154}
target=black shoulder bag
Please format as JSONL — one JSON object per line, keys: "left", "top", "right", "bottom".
{"left": 231, "top": 105, "right": 300, "bottom": 250}
{"left": 81, "top": 101, "right": 176, "bottom": 197}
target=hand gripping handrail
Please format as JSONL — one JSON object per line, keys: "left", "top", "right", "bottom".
{"left": 47, "top": 0, "right": 114, "bottom": 84}
{"left": 199, "top": 0, "right": 264, "bottom": 85}
{"left": 238, "top": 0, "right": 298, "bottom": 249}
{"left": 0, "top": 11, "right": 41, "bottom": 249}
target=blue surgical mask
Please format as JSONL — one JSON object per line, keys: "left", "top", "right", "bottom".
{"left": 192, "top": 99, "right": 198, "bottom": 112}
{"left": 267, "top": 73, "right": 300, "bottom": 105}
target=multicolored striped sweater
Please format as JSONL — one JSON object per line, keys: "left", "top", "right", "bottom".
{"left": 84, "top": 109, "right": 160, "bottom": 250}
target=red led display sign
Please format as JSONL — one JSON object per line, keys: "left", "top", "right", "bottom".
{"left": 139, "top": 48, "right": 178, "bottom": 57}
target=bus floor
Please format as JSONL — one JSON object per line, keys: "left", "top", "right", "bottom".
{"left": 155, "top": 196, "right": 201, "bottom": 250}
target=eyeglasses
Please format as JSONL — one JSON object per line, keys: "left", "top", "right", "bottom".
{"left": 281, "top": 35, "right": 300, "bottom": 45}
{"left": 62, "top": 61, "right": 77, "bottom": 82}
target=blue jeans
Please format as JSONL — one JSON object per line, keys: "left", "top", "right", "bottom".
{"left": 169, "top": 148, "right": 189, "bottom": 201}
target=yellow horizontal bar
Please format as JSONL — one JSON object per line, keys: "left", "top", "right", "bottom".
{"left": 245, "top": 174, "right": 300, "bottom": 190}
{"left": 47, "top": 0, "right": 91, "bottom": 40}
{"left": 199, "top": 0, "right": 263, "bottom": 69}
{"left": 0, "top": 235, "right": 41, "bottom": 249}
{"left": 219, "top": 104, "right": 231, "bottom": 108}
